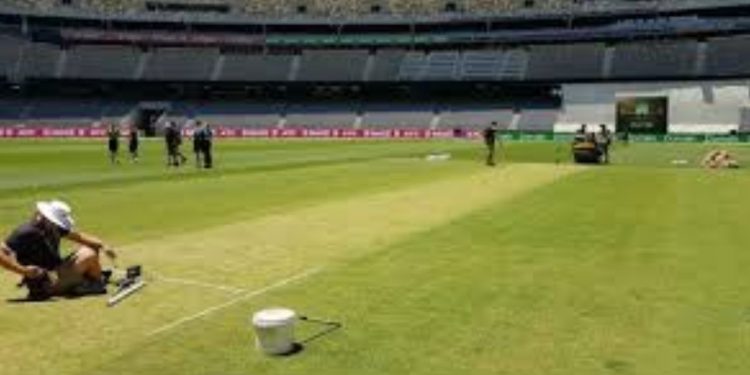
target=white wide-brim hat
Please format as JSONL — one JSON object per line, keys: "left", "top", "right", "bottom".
{"left": 36, "top": 200, "right": 75, "bottom": 231}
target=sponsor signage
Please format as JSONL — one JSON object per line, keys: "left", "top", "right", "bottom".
{"left": 0, "top": 127, "right": 747, "bottom": 143}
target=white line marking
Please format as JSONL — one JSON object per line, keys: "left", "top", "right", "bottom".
{"left": 110, "top": 268, "right": 246, "bottom": 294}
{"left": 147, "top": 267, "right": 322, "bottom": 337}
{"left": 154, "top": 274, "right": 246, "bottom": 294}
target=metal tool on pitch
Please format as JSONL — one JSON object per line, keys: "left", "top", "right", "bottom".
{"left": 107, "top": 265, "right": 147, "bottom": 307}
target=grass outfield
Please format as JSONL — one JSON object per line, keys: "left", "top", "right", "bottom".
{"left": 0, "top": 139, "right": 749, "bottom": 375}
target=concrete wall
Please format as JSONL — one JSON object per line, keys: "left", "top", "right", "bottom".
{"left": 557, "top": 80, "right": 750, "bottom": 133}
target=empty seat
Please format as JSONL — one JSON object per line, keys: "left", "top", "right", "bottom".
{"left": 517, "top": 108, "right": 558, "bottom": 132}
{"left": 362, "top": 103, "right": 434, "bottom": 128}
{"left": 298, "top": 50, "right": 368, "bottom": 81}
{"left": 705, "top": 36, "right": 750, "bottom": 77}
{"left": 440, "top": 106, "right": 514, "bottom": 129}
{"left": 18, "top": 43, "right": 60, "bottom": 79}
{"left": 64, "top": 45, "right": 140, "bottom": 80}
{"left": 143, "top": 47, "right": 219, "bottom": 81}
{"left": 285, "top": 104, "right": 357, "bottom": 128}
{"left": 219, "top": 53, "right": 292, "bottom": 82}
{"left": 369, "top": 50, "right": 406, "bottom": 82}
{"left": 611, "top": 41, "right": 697, "bottom": 78}
{"left": 526, "top": 43, "right": 604, "bottom": 80}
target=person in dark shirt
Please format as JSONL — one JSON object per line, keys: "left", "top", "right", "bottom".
{"left": 128, "top": 126, "right": 139, "bottom": 163}
{"left": 192, "top": 121, "right": 205, "bottom": 168}
{"left": 165, "top": 122, "right": 180, "bottom": 167}
{"left": 596, "top": 124, "right": 612, "bottom": 163}
{"left": 107, "top": 124, "right": 120, "bottom": 165}
{"left": 0, "top": 200, "right": 116, "bottom": 300}
{"left": 482, "top": 122, "right": 500, "bottom": 166}
{"left": 202, "top": 123, "right": 214, "bottom": 169}
{"left": 574, "top": 124, "right": 588, "bottom": 144}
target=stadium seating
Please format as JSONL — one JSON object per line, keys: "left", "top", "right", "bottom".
{"left": 23, "top": 99, "right": 104, "bottom": 126}
{"left": 460, "top": 51, "right": 504, "bottom": 80}
{"left": 142, "top": 47, "right": 219, "bottom": 81}
{"left": 526, "top": 43, "right": 605, "bottom": 80}
{"left": 0, "top": 99, "right": 25, "bottom": 125}
{"left": 439, "top": 105, "right": 514, "bottom": 129}
{"left": 297, "top": 50, "right": 369, "bottom": 81}
{"left": 399, "top": 49, "right": 528, "bottom": 81}
{"left": 610, "top": 41, "right": 698, "bottom": 79}
{"left": 285, "top": 103, "right": 358, "bottom": 128}
{"left": 0, "top": 34, "right": 23, "bottom": 79}
{"left": 361, "top": 103, "right": 435, "bottom": 128}
{"left": 368, "top": 50, "right": 406, "bottom": 81}
{"left": 63, "top": 45, "right": 141, "bottom": 80}
{"left": 18, "top": 42, "right": 61, "bottom": 79}
{"left": 705, "top": 36, "right": 750, "bottom": 77}
{"left": 100, "top": 101, "right": 137, "bottom": 124}
{"left": 516, "top": 107, "right": 558, "bottom": 132}
{"left": 219, "top": 53, "right": 293, "bottom": 82}
{"left": 192, "top": 102, "right": 284, "bottom": 128}
{"left": 2, "top": 0, "right": 668, "bottom": 16}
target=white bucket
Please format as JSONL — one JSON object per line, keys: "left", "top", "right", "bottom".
{"left": 252, "top": 308, "right": 297, "bottom": 355}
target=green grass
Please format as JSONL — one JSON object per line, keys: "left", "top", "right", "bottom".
{"left": 0, "top": 139, "right": 748, "bottom": 375}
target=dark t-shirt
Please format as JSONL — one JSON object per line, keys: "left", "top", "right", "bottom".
{"left": 4, "top": 223, "right": 67, "bottom": 270}
{"left": 483, "top": 127, "right": 497, "bottom": 146}
{"left": 108, "top": 129, "right": 120, "bottom": 143}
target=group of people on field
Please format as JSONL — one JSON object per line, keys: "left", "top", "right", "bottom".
{"left": 107, "top": 125, "right": 140, "bottom": 164}
{"left": 106, "top": 121, "right": 214, "bottom": 169}
{"left": 573, "top": 124, "right": 613, "bottom": 164}
{"left": 164, "top": 121, "right": 214, "bottom": 169}
{"left": 481, "top": 122, "right": 614, "bottom": 166}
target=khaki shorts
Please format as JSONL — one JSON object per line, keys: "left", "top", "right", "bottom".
{"left": 50, "top": 254, "right": 86, "bottom": 295}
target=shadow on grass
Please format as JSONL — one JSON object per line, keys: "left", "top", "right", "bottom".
{"left": 274, "top": 317, "right": 343, "bottom": 357}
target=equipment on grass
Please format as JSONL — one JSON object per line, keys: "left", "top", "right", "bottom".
{"left": 252, "top": 308, "right": 297, "bottom": 355}
{"left": 107, "top": 265, "right": 147, "bottom": 307}
{"left": 252, "top": 307, "right": 343, "bottom": 356}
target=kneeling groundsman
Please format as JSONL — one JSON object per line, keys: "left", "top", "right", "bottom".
{"left": 0, "top": 200, "right": 116, "bottom": 300}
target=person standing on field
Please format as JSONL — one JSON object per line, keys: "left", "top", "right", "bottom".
{"left": 107, "top": 124, "right": 120, "bottom": 165}
{"left": 596, "top": 124, "right": 612, "bottom": 164}
{"left": 482, "top": 122, "right": 500, "bottom": 166}
{"left": 202, "top": 123, "right": 214, "bottom": 169}
{"left": 128, "top": 125, "right": 139, "bottom": 163}
{"left": 192, "top": 121, "right": 204, "bottom": 168}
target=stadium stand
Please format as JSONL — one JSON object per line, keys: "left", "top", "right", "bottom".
{"left": 0, "top": 99, "right": 25, "bottom": 125}
{"left": 285, "top": 103, "right": 358, "bottom": 128}
{"left": 18, "top": 43, "right": 61, "bottom": 79}
{"left": 610, "top": 41, "right": 698, "bottom": 79}
{"left": 4, "top": 0, "right": 709, "bottom": 17}
{"left": 219, "top": 53, "right": 293, "bottom": 82}
{"left": 516, "top": 107, "right": 558, "bottom": 132}
{"left": 422, "top": 51, "right": 461, "bottom": 81}
{"left": 398, "top": 52, "right": 428, "bottom": 81}
{"left": 526, "top": 43, "right": 605, "bottom": 81}
{"left": 399, "top": 50, "right": 529, "bottom": 81}
{"left": 100, "top": 101, "right": 137, "bottom": 124}
{"left": 297, "top": 50, "right": 369, "bottom": 81}
{"left": 361, "top": 103, "right": 435, "bottom": 128}
{"left": 0, "top": 35, "right": 22, "bottom": 79}
{"left": 705, "top": 36, "right": 750, "bottom": 77}
{"left": 439, "top": 104, "right": 514, "bottom": 129}
{"left": 142, "top": 47, "right": 219, "bottom": 81}
{"left": 498, "top": 49, "right": 529, "bottom": 81}
{"left": 192, "top": 102, "right": 283, "bottom": 128}
{"left": 460, "top": 51, "right": 504, "bottom": 81}
{"left": 23, "top": 99, "right": 104, "bottom": 126}
{"left": 63, "top": 45, "right": 141, "bottom": 80}
{"left": 368, "top": 50, "right": 406, "bottom": 82}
